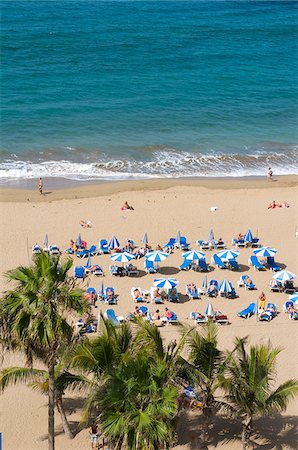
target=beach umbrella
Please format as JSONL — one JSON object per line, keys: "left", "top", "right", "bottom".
{"left": 208, "top": 229, "right": 215, "bottom": 242}
{"left": 273, "top": 270, "right": 295, "bottom": 283}
{"left": 289, "top": 294, "right": 298, "bottom": 302}
{"left": 99, "top": 281, "right": 105, "bottom": 299}
{"left": 253, "top": 247, "right": 277, "bottom": 257}
{"left": 44, "top": 233, "right": 49, "bottom": 248}
{"left": 153, "top": 278, "right": 179, "bottom": 290}
{"left": 85, "top": 254, "right": 92, "bottom": 269}
{"left": 217, "top": 249, "right": 240, "bottom": 260}
{"left": 176, "top": 230, "right": 181, "bottom": 245}
{"left": 145, "top": 251, "right": 169, "bottom": 263}
{"left": 76, "top": 233, "right": 82, "bottom": 248}
{"left": 109, "top": 235, "right": 120, "bottom": 250}
{"left": 244, "top": 229, "right": 253, "bottom": 243}
{"left": 205, "top": 302, "right": 214, "bottom": 317}
{"left": 219, "top": 279, "right": 232, "bottom": 294}
{"left": 182, "top": 250, "right": 205, "bottom": 261}
{"left": 142, "top": 232, "right": 148, "bottom": 245}
{"left": 202, "top": 275, "right": 208, "bottom": 291}
{"left": 111, "top": 252, "right": 134, "bottom": 263}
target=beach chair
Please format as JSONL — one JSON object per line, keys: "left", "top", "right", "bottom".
{"left": 197, "top": 240, "right": 210, "bottom": 251}
{"left": 163, "top": 311, "right": 178, "bottom": 324}
{"left": 283, "top": 301, "right": 298, "bottom": 320}
{"left": 283, "top": 281, "right": 295, "bottom": 294}
{"left": 190, "top": 312, "right": 208, "bottom": 325}
{"left": 99, "top": 239, "right": 110, "bottom": 254}
{"left": 104, "top": 309, "right": 123, "bottom": 325}
{"left": 259, "top": 303, "right": 277, "bottom": 321}
{"left": 266, "top": 257, "right": 281, "bottom": 272}
{"left": 125, "top": 263, "right": 139, "bottom": 276}
{"left": 76, "top": 249, "right": 90, "bottom": 259}
{"left": 214, "top": 240, "right": 225, "bottom": 250}
{"left": 74, "top": 266, "right": 85, "bottom": 279}
{"left": 177, "top": 236, "right": 190, "bottom": 251}
{"left": 228, "top": 259, "right": 239, "bottom": 271}
{"left": 32, "top": 244, "right": 42, "bottom": 254}
{"left": 89, "top": 245, "right": 98, "bottom": 256}
{"left": 233, "top": 239, "right": 246, "bottom": 248}
{"left": 180, "top": 258, "right": 192, "bottom": 271}
{"left": 237, "top": 302, "right": 257, "bottom": 319}
{"left": 212, "top": 254, "right": 227, "bottom": 269}
{"left": 269, "top": 280, "right": 283, "bottom": 293}
{"left": 131, "top": 287, "right": 146, "bottom": 303}
{"left": 150, "top": 286, "right": 163, "bottom": 304}
{"left": 49, "top": 245, "right": 60, "bottom": 255}
{"left": 104, "top": 287, "right": 117, "bottom": 305}
{"left": 167, "top": 287, "right": 179, "bottom": 303}
{"left": 164, "top": 238, "right": 176, "bottom": 253}
{"left": 251, "top": 238, "right": 260, "bottom": 248}
{"left": 228, "top": 285, "right": 238, "bottom": 299}
{"left": 249, "top": 255, "right": 265, "bottom": 271}
{"left": 198, "top": 258, "right": 209, "bottom": 272}
{"left": 207, "top": 280, "right": 219, "bottom": 297}
{"left": 214, "top": 311, "right": 229, "bottom": 325}
{"left": 186, "top": 284, "right": 200, "bottom": 299}
{"left": 91, "top": 265, "right": 103, "bottom": 276}
{"left": 237, "top": 275, "right": 256, "bottom": 290}
{"left": 145, "top": 259, "right": 157, "bottom": 274}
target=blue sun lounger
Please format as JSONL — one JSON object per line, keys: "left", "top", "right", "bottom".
{"left": 74, "top": 266, "right": 85, "bottom": 279}
{"left": 104, "top": 309, "right": 121, "bottom": 325}
{"left": 238, "top": 302, "right": 257, "bottom": 319}
{"left": 167, "top": 287, "right": 179, "bottom": 302}
{"left": 99, "top": 239, "right": 110, "bottom": 254}
{"left": 190, "top": 312, "right": 208, "bottom": 324}
{"left": 164, "top": 238, "right": 176, "bottom": 253}
{"left": 249, "top": 255, "right": 265, "bottom": 271}
{"left": 228, "top": 259, "right": 239, "bottom": 270}
{"left": 266, "top": 257, "right": 281, "bottom": 272}
{"left": 186, "top": 284, "right": 200, "bottom": 299}
{"left": 165, "top": 311, "right": 178, "bottom": 324}
{"left": 198, "top": 258, "right": 209, "bottom": 272}
{"left": 213, "top": 254, "right": 226, "bottom": 269}
{"left": 104, "top": 287, "right": 117, "bottom": 305}
{"left": 145, "top": 259, "right": 157, "bottom": 274}
{"left": 259, "top": 303, "right": 277, "bottom": 321}
{"left": 180, "top": 259, "right": 192, "bottom": 271}
{"left": 178, "top": 236, "right": 190, "bottom": 251}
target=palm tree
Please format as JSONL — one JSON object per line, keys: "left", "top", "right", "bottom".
{"left": 98, "top": 351, "right": 178, "bottom": 450}
{"left": 0, "top": 252, "right": 88, "bottom": 450}
{"left": 221, "top": 338, "right": 298, "bottom": 449}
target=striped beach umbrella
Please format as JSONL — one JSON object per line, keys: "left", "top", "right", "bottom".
{"left": 208, "top": 229, "right": 215, "bottom": 242}
{"left": 109, "top": 235, "right": 120, "bottom": 250}
{"left": 111, "top": 252, "right": 134, "bottom": 263}
{"left": 273, "top": 270, "right": 295, "bottom": 282}
{"left": 44, "top": 233, "right": 49, "bottom": 248}
{"left": 142, "top": 232, "right": 148, "bottom": 245}
{"left": 76, "top": 233, "right": 82, "bottom": 248}
{"left": 153, "top": 278, "right": 179, "bottom": 290}
{"left": 205, "top": 302, "right": 214, "bottom": 317}
{"left": 289, "top": 293, "right": 298, "bottom": 303}
{"left": 244, "top": 229, "right": 253, "bottom": 243}
{"left": 182, "top": 250, "right": 205, "bottom": 261}
{"left": 253, "top": 247, "right": 277, "bottom": 257}
{"left": 99, "top": 281, "right": 105, "bottom": 298}
{"left": 176, "top": 230, "right": 181, "bottom": 245}
{"left": 202, "top": 275, "right": 208, "bottom": 291}
{"left": 145, "top": 251, "right": 169, "bottom": 263}
{"left": 84, "top": 254, "right": 92, "bottom": 269}
{"left": 217, "top": 249, "right": 240, "bottom": 260}
{"left": 219, "top": 279, "right": 232, "bottom": 294}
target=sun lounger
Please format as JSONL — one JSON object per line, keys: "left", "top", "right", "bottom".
{"left": 251, "top": 238, "right": 260, "bottom": 248}
{"left": 131, "top": 287, "right": 146, "bottom": 303}
{"left": 167, "top": 287, "right": 179, "bottom": 302}
{"left": 74, "top": 266, "right": 85, "bottom": 279}
{"left": 32, "top": 244, "right": 42, "bottom": 254}
{"left": 99, "top": 239, "right": 110, "bottom": 254}
{"left": 104, "top": 287, "right": 117, "bottom": 305}
{"left": 49, "top": 245, "right": 60, "bottom": 255}
{"left": 207, "top": 280, "right": 219, "bottom": 297}
{"left": 228, "top": 259, "right": 239, "bottom": 270}
{"left": 125, "top": 264, "right": 139, "bottom": 276}
{"left": 197, "top": 240, "right": 211, "bottom": 251}
{"left": 269, "top": 280, "right": 283, "bottom": 293}
{"left": 180, "top": 258, "right": 192, "bottom": 271}
{"left": 283, "top": 301, "right": 298, "bottom": 320}
{"left": 232, "top": 238, "right": 246, "bottom": 248}
{"left": 164, "top": 238, "right": 176, "bottom": 253}
{"left": 190, "top": 312, "right": 208, "bottom": 324}
{"left": 237, "top": 275, "right": 256, "bottom": 290}
{"left": 214, "top": 312, "right": 229, "bottom": 325}
{"left": 177, "top": 236, "right": 190, "bottom": 251}
{"left": 283, "top": 281, "right": 296, "bottom": 294}
{"left": 266, "top": 257, "right": 281, "bottom": 272}
{"left": 150, "top": 286, "right": 163, "bottom": 304}
{"left": 163, "top": 311, "right": 178, "bottom": 324}
{"left": 104, "top": 309, "right": 122, "bottom": 325}
{"left": 249, "top": 255, "right": 265, "bottom": 271}
{"left": 214, "top": 241, "right": 226, "bottom": 250}
{"left": 186, "top": 284, "right": 200, "bottom": 299}
{"left": 212, "top": 254, "right": 227, "bottom": 269}
{"left": 259, "top": 303, "right": 277, "bottom": 321}
{"left": 91, "top": 265, "right": 103, "bottom": 276}
{"left": 198, "top": 258, "right": 209, "bottom": 272}
{"left": 237, "top": 302, "right": 257, "bottom": 319}
{"left": 145, "top": 259, "right": 157, "bottom": 274}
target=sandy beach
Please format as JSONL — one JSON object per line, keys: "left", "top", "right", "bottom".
{"left": 0, "top": 176, "right": 297, "bottom": 450}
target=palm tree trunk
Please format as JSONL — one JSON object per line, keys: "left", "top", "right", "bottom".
{"left": 48, "top": 362, "right": 55, "bottom": 450}
{"left": 241, "top": 415, "right": 252, "bottom": 449}
{"left": 56, "top": 393, "right": 74, "bottom": 439}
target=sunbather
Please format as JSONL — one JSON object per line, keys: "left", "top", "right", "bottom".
{"left": 153, "top": 288, "right": 162, "bottom": 300}
{"left": 153, "top": 309, "right": 161, "bottom": 320}
{"left": 194, "top": 311, "right": 205, "bottom": 320}
{"left": 106, "top": 289, "right": 114, "bottom": 302}
{"left": 163, "top": 307, "right": 174, "bottom": 319}
{"left": 244, "top": 277, "right": 252, "bottom": 286}
{"left": 216, "top": 237, "right": 224, "bottom": 245}
{"left": 237, "top": 232, "right": 244, "bottom": 240}
{"left": 187, "top": 283, "right": 196, "bottom": 293}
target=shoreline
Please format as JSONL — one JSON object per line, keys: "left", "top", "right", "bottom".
{"left": 0, "top": 174, "right": 297, "bottom": 203}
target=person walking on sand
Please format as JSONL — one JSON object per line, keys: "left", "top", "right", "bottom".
{"left": 267, "top": 167, "right": 273, "bottom": 181}
{"left": 38, "top": 177, "right": 43, "bottom": 195}
{"left": 89, "top": 420, "right": 99, "bottom": 449}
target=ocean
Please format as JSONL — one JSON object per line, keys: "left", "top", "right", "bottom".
{"left": 1, "top": 0, "right": 298, "bottom": 182}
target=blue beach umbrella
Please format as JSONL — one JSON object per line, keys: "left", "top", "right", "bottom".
{"left": 109, "top": 235, "right": 120, "bottom": 250}
{"left": 205, "top": 302, "right": 214, "bottom": 317}
{"left": 208, "top": 229, "right": 215, "bottom": 242}
{"left": 111, "top": 252, "right": 134, "bottom": 263}
{"left": 253, "top": 247, "right": 277, "bottom": 258}
{"left": 202, "top": 275, "right": 208, "bottom": 291}
{"left": 182, "top": 250, "right": 205, "bottom": 261}
{"left": 219, "top": 279, "right": 232, "bottom": 294}
{"left": 85, "top": 254, "right": 92, "bottom": 269}
{"left": 76, "top": 233, "right": 82, "bottom": 248}
{"left": 289, "top": 293, "right": 298, "bottom": 302}
{"left": 142, "top": 232, "right": 148, "bottom": 245}
{"left": 217, "top": 249, "right": 240, "bottom": 260}
{"left": 99, "top": 281, "right": 105, "bottom": 299}
{"left": 44, "top": 234, "right": 49, "bottom": 248}
{"left": 273, "top": 270, "right": 295, "bottom": 282}
{"left": 244, "top": 229, "right": 253, "bottom": 243}
{"left": 145, "top": 251, "right": 169, "bottom": 263}
{"left": 153, "top": 278, "right": 179, "bottom": 290}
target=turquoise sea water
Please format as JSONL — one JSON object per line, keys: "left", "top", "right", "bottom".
{"left": 1, "top": 0, "right": 298, "bottom": 181}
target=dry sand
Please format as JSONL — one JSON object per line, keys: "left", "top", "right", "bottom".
{"left": 0, "top": 176, "right": 297, "bottom": 450}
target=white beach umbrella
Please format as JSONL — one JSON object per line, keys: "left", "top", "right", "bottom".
{"left": 205, "top": 302, "right": 214, "bottom": 317}
{"left": 44, "top": 233, "right": 49, "bottom": 248}
{"left": 153, "top": 278, "right": 179, "bottom": 290}
{"left": 202, "top": 275, "right": 208, "bottom": 291}
{"left": 145, "top": 251, "right": 169, "bottom": 263}
{"left": 208, "top": 229, "right": 215, "bottom": 242}
{"left": 182, "top": 250, "right": 205, "bottom": 261}
{"left": 253, "top": 247, "right": 277, "bottom": 257}
{"left": 219, "top": 279, "right": 232, "bottom": 294}
{"left": 142, "top": 232, "right": 148, "bottom": 245}
{"left": 217, "top": 249, "right": 240, "bottom": 260}
{"left": 273, "top": 270, "right": 295, "bottom": 283}
{"left": 111, "top": 252, "right": 134, "bottom": 263}
{"left": 109, "top": 235, "right": 120, "bottom": 249}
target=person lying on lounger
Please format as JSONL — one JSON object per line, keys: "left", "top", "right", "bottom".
{"left": 194, "top": 311, "right": 205, "bottom": 320}
{"left": 133, "top": 288, "right": 143, "bottom": 301}
{"left": 187, "top": 283, "right": 196, "bottom": 294}
{"left": 216, "top": 237, "right": 224, "bottom": 245}
{"left": 244, "top": 277, "right": 252, "bottom": 286}
{"left": 80, "top": 220, "right": 92, "bottom": 228}
{"left": 153, "top": 288, "right": 162, "bottom": 299}
{"left": 163, "top": 307, "right": 173, "bottom": 319}
{"left": 237, "top": 232, "right": 244, "bottom": 240}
